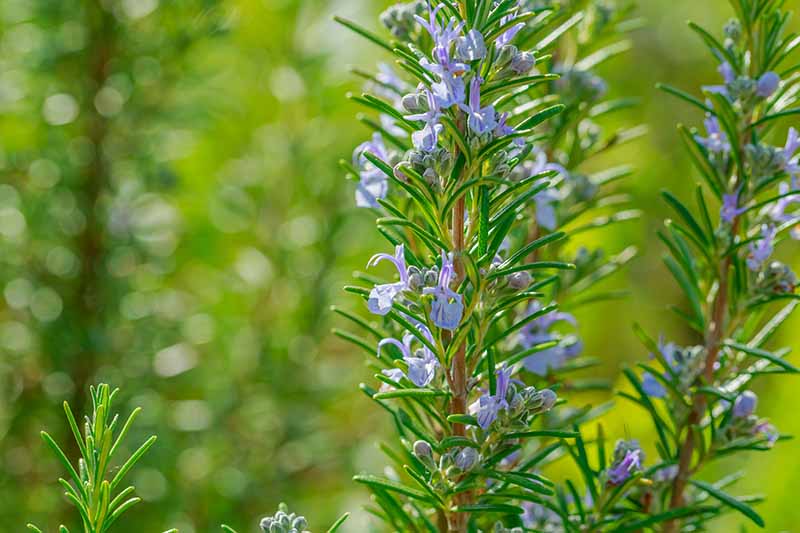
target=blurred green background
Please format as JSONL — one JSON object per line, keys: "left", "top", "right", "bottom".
{"left": 0, "top": 0, "right": 797, "bottom": 531}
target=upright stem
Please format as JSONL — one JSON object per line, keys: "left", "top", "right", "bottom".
{"left": 68, "top": 1, "right": 113, "bottom": 474}
{"left": 448, "top": 196, "right": 468, "bottom": 532}
{"left": 664, "top": 221, "right": 739, "bottom": 533}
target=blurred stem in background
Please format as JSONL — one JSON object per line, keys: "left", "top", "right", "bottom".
{"left": 71, "top": 0, "right": 114, "bottom": 435}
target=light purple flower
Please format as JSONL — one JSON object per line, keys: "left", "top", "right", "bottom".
{"left": 533, "top": 188, "right": 559, "bottom": 231}
{"left": 380, "top": 368, "right": 406, "bottom": 391}
{"left": 530, "top": 148, "right": 567, "bottom": 177}
{"left": 696, "top": 115, "right": 731, "bottom": 154}
{"left": 353, "top": 133, "right": 390, "bottom": 208}
{"left": 528, "top": 150, "right": 567, "bottom": 226}
{"left": 415, "top": 4, "right": 466, "bottom": 77}
{"left": 755, "top": 421, "right": 779, "bottom": 444}
{"left": 367, "top": 244, "right": 410, "bottom": 315}
{"left": 423, "top": 250, "right": 463, "bottom": 330}
{"left": 405, "top": 88, "right": 440, "bottom": 123}
{"left": 412, "top": 121, "right": 444, "bottom": 152}
{"left": 756, "top": 71, "right": 780, "bottom": 98}
{"left": 405, "top": 89, "right": 444, "bottom": 152}
{"left": 496, "top": 14, "right": 525, "bottom": 47}
{"left": 455, "top": 29, "right": 486, "bottom": 61}
{"left": 782, "top": 127, "right": 800, "bottom": 176}
{"left": 607, "top": 448, "right": 642, "bottom": 485}
{"left": 468, "top": 365, "right": 512, "bottom": 429}
{"left": 355, "top": 175, "right": 389, "bottom": 208}
{"left": 431, "top": 72, "right": 466, "bottom": 108}
{"left": 459, "top": 77, "right": 497, "bottom": 136}
{"left": 373, "top": 63, "right": 407, "bottom": 106}
{"left": 721, "top": 191, "right": 746, "bottom": 223}
{"left": 703, "top": 61, "right": 735, "bottom": 95}
{"left": 519, "top": 301, "right": 582, "bottom": 376}
{"left": 642, "top": 340, "right": 680, "bottom": 398}
{"left": 493, "top": 112, "right": 525, "bottom": 147}
{"left": 747, "top": 224, "right": 776, "bottom": 271}
{"left": 733, "top": 390, "right": 757, "bottom": 418}
{"left": 378, "top": 325, "right": 439, "bottom": 387}
{"left": 454, "top": 447, "right": 480, "bottom": 471}
{"left": 770, "top": 181, "right": 800, "bottom": 239}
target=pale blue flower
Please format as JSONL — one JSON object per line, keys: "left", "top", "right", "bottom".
{"left": 519, "top": 301, "right": 582, "bottom": 376}
{"left": 782, "top": 127, "right": 799, "bottom": 176}
{"left": 493, "top": 112, "right": 524, "bottom": 147}
{"left": 533, "top": 188, "right": 559, "bottom": 231}
{"left": 431, "top": 72, "right": 466, "bottom": 109}
{"left": 703, "top": 61, "right": 735, "bottom": 95}
{"left": 696, "top": 115, "right": 730, "bottom": 154}
{"left": 378, "top": 325, "right": 438, "bottom": 387}
{"left": 455, "top": 29, "right": 486, "bottom": 61}
{"left": 454, "top": 447, "right": 480, "bottom": 471}
{"left": 367, "top": 244, "right": 410, "bottom": 315}
{"left": 405, "top": 89, "right": 445, "bottom": 152}
{"left": 496, "top": 13, "right": 525, "bottom": 47}
{"left": 733, "top": 390, "right": 757, "bottom": 418}
{"left": 770, "top": 181, "right": 800, "bottom": 239}
{"left": 404, "top": 88, "right": 441, "bottom": 123}
{"left": 412, "top": 121, "right": 444, "bottom": 152}
{"left": 460, "top": 77, "right": 497, "bottom": 135}
{"left": 641, "top": 340, "right": 680, "bottom": 398}
{"left": 423, "top": 250, "right": 463, "bottom": 330}
{"left": 721, "top": 191, "right": 745, "bottom": 223}
{"left": 607, "top": 448, "right": 642, "bottom": 485}
{"left": 353, "top": 133, "right": 390, "bottom": 208}
{"left": 747, "top": 224, "right": 776, "bottom": 271}
{"left": 756, "top": 71, "right": 780, "bottom": 98}
{"left": 755, "top": 421, "right": 779, "bottom": 444}
{"left": 468, "top": 365, "right": 512, "bottom": 429}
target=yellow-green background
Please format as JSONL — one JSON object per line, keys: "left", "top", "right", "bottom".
{"left": 0, "top": 0, "right": 797, "bottom": 531}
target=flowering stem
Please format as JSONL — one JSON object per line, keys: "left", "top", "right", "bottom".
{"left": 449, "top": 194, "right": 469, "bottom": 532}
{"left": 665, "top": 131, "right": 746, "bottom": 530}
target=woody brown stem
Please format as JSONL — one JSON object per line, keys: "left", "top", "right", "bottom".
{"left": 664, "top": 229, "right": 735, "bottom": 532}
{"left": 447, "top": 196, "right": 469, "bottom": 532}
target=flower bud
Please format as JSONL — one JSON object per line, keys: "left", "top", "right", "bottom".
{"left": 539, "top": 388, "right": 557, "bottom": 411}
{"left": 455, "top": 29, "right": 487, "bottom": 61}
{"left": 757, "top": 261, "right": 798, "bottom": 294}
{"left": 756, "top": 71, "right": 780, "bottom": 98}
{"left": 728, "top": 77, "right": 757, "bottom": 101}
{"left": 402, "top": 92, "right": 428, "bottom": 114}
{"left": 454, "top": 447, "right": 480, "bottom": 471}
{"left": 511, "top": 51, "right": 536, "bottom": 75}
{"left": 445, "top": 465, "right": 462, "bottom": 479}
{"left": 724, "top": 18, "right": 742, "bottom": 44}
{"left": 423, "top": 268, "right": 439, "bottom": 287}
{"left": 496, "top": 44, "right": 518, "bottom": 69}
{"left": 507, "top": 271, "right": 532, "bottom": 290}
{"left": 733, "top": 390, "right": 757, "bottom": 418}
{"left": 413, "top": 439, "right": 433, "bottom": 460}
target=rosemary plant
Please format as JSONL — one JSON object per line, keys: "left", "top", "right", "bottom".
{"left": 646, "top": 1, "right": 799, "bottom": 530}
{"left": 26, "top": 384, "right": 162, "bottom": 533}
{"left": 335, "top": 0, "right": 640, "bottom": 531}
{"left": 29, "top": 384, "right": 350, "bottom": 533}
{"left": 546, "top": 1, "right": 800, "bottom": 531}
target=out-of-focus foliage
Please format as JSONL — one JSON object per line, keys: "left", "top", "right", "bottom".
{"left": 0, "top": 0, "right": 797, "bottom": 532}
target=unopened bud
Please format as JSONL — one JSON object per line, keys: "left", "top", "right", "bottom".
{"left": 454, "top": 447, "right": 480, "bottom": 471}
{"left": 507, "top": 271, "right": 532, "bottom": 290}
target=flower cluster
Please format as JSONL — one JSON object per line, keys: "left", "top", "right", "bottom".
{"left": 259, "top": 504, "right": 309, "bottom": 533}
